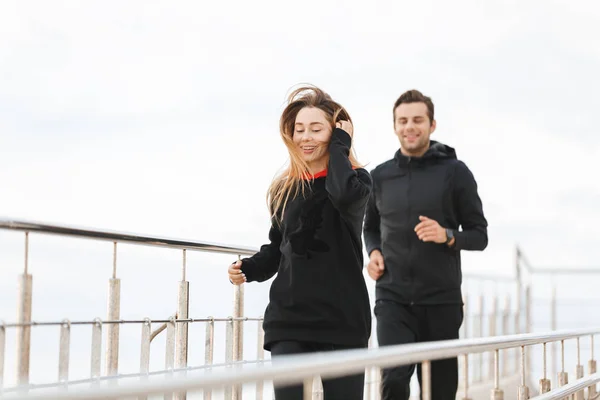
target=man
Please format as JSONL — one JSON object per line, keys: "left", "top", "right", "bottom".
{"left": 363, "top": 89, "right": 488, "bottom": 400}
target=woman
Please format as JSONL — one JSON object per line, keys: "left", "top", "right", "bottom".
{"left": 227, "top": 85, "right": 372, "bottom": 399}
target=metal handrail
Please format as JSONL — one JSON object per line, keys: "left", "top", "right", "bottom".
{"left": 531, "top": 373, "right": 600, "bottom": 400}
{"left": 1, "top": 316, "right": 262, "bottom": 328}
{"left": 516, "top": 245, "right": 600, "bottom": 275}
{"left": 0, "top": 218, "right": 257, "bottom": 256}
{"left": 3, "top": 328, "right": 599, "bottom": 400}
{"left": 526, "top": 267, "right": 600, "bottom": 275}
{"left": 0, "top": 218, "right": 520, "bottom": 284}
{"left": 3, "top": 219, "right": 597, "bottom": 274}
{"left": 0, "top": 359, "right": 270, "bottom": 394}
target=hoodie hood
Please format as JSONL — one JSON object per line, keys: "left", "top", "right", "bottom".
{"left": 394, "top": 140, "right": 456, "bottom": 166}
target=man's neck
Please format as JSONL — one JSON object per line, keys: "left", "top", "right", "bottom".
{"left": 400, "top": 142, "right": 430, "bottom": 158}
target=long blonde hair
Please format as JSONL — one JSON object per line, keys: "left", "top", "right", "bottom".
{"left": 268, "top": 85, "right": 362, "bottom": 220}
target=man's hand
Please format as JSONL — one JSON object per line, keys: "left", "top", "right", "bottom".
{"left": 336, "top": 120, "right": 353, "bottom": 137}
{"left": 414, "top": 216, "right": 448, "bottom": 244}
{"left": 367, "top": 249, "right": 385, "bottom": 280}
{"left": 228, "top": 260, "right": 246, "bottom": 285}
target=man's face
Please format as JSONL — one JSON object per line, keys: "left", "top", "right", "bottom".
{"left": 394, "top": 102, "right": 436, "bottom": 157}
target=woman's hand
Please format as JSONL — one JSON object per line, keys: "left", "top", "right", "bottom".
{"left": 228, "top": 260, "right": 246, "bottom": 285}
{"left": 336, "top": 120, "right": 353, "bottom": 137}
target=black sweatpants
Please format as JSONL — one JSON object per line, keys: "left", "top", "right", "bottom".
{"left": 375, "top": 300, "right": 464, "bottom": 400}
{"left": 269, "top": 341, "right": 365, "bottom": 400}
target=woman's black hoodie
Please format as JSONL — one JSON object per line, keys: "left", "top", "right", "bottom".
{"left": 240, "top": 128, "right": 372, "bottom": 350}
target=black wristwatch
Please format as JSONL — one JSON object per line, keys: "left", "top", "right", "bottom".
{"left": 445, "top": 228, "right": 454, "bottom": 246}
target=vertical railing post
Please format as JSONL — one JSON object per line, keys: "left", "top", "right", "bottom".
{"left": 551, "top": 286, "right": 557, "bottom": 381}
{"left": 558, "top": 340, "right": 568, "bottom": 388}
{"left": 312, "top": 376, "right": 323, "bottom": 400}
{"left": 539, "top": 342, "right": 551, "bottom": 393}
{"left": 514, "top": 298, "right": 521, "bottom": 372}
{"left": 461, "top": 293, "right": 469, "bottom": 387}
{"left": 518, "top": 346, "right": 529, "bottom": 399}
{"left": 204, "top": 317, "right": 215, "bottom": 400}
{"left": 232, "top": 255, "right": 244, "bottom": 400}
{"left": 140, "top": 318, "right": 151, "bottom": 373}
{"left": 515, "top": 249, "right": 522, "bottom": 374}
{"left": 525, "top": 285, "right": 531, "bottom": 380}
{"left": 16, "top": 232, "right": 33, "bottom": 387}
{"left": 233, "top": 285, "right": 245, "bottom": 361}
{"left": 461, "top": 354, "right": 471, "bottom": 400}
{"left": 589, "top": 335, "right": 597, "bottom": 398}
{"left": 139, "top": 318, "right": 151, "bottom": 400}
{"left": 375, "top": 367, "right": 382, "bottom": 400}
{"left": 476, "top": 295, "right": 484, "bottom": 382}
{"left": 491, "top": 349, "right": 504, "bottom": 399}
{"left": 256, "top": 318, "right": 265, "bottom": 400}
{"left": 174, "top": 250, "right": 189, "bottom": 400}
{"left": 105, "top": 242, "right": 121, "bottom": 377}
{"left": 225, "top": 317, "right": 234, "bottom": 400}
{"left": 164, "top": 316, "right": 176, "bottom": 400}
{"left": 372, "top": 319, "right": 382, "bottom": 400}
{"left": 58, "top": 319, "right": 71, "bottom": 383}
{"left": 303, "top": 378, "right": 313, "bottom": 400}
{"left": 90, "top": 318, "right": 102, "bottom": 382}
{"left": 365, "top": 336, "right": 373, "bottom": 400}
{"left": 1, "top": 321, "right": 6, "bottom": 391}
{"left": 422, "top": 360, "right": 431, "bottom": 400}
{"left": 176, "top": 250, "right": 189, "bottom": 369}
{"left": 525, "top": 286, "right": 531, "bottom": 335}
{"left": 502, "top": 296, "right": 510, "bottom": 377}
{"left": 574, "top": 337, "right": 584, "bottom": 400}
{"left": 488, "top": 296, "right": 498, "bottom": 380}
{"left": 165, "top": 317, "right": 176, "bottom": 368}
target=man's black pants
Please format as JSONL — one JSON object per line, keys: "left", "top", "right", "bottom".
{"left": 270, "top": 340, "right": 365, "bottom": 400}
{"left": 375, "top": 300, "right": 464, "bottom": 400}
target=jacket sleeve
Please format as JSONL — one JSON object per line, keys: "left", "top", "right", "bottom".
{"left": 239, "top": 221, "right": 282, "bottom": 282}
{"left": 325, "top": 128, "right": 372, "bottom": 213}
{"left": 453, "top": 161, "right": 488, "bottom": 251}
{"left": 363, "top": 182, "right": 382, "bottom": 256}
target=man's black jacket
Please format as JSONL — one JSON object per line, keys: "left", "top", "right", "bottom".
{"left": 363, "top": 141, "right": 488, "bottom": 305}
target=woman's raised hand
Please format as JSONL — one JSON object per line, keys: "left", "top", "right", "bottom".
{"left": 336, "top": 120, "right": 353, "bottom": 137}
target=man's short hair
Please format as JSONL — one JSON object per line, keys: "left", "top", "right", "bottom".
{"left": 393, "top": 90, "right": 435, "bottom": 122}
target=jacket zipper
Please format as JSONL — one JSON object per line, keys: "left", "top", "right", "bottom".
{"left": 406, "top": 157, "right": 414, "bottom": 305}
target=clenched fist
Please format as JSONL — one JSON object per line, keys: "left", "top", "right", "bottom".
{"left": 228, "top": 260, "right": 246, "bottom": 285}
{"left": 367, "top": 249, "right": 385, "bottom": 281}
{"left": 414, "top": 216, "right": 447, "bottom": 244}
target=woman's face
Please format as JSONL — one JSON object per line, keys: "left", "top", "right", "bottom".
{"left": 292, "top": 106, "right": 332, "bottom": 168}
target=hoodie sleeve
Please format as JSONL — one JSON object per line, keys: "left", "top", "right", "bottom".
{"left": 363, "top": 185, "right": 382, "bottom": 256}
{"left": 239, "top": 221, "right": 282, "bottom": 282}
{"left": 325, "top": 128, "right": 373, "bottom": 214}
{"left": 452, "top": 161, "right": 488, "bottom": 251}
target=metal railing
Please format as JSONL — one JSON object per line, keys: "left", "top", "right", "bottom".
{"left": 0, "top": 218, "right": 259, "bottom": 400}
{"left": 1, "top": 218, "right": 598, "bottom": 400}
{"left": 1, "top": 329, "right": 598, "bottom": 400}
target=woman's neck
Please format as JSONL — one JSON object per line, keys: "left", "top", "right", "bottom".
{"left": 307, "top": 159, "right": 328, "bottom": 175}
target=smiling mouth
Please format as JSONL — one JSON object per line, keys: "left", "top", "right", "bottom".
{"left": 301, "top": 146, "right": 317, "bottom": 153}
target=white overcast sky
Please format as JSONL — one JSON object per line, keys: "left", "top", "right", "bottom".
{"left": 1, "top": 0, "right": 600, "bottom": 389}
